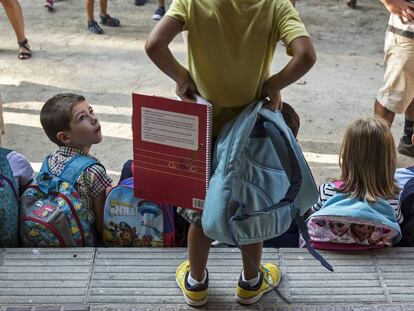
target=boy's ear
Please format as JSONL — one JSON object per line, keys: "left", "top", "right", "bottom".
{"left": 411, "top": 134, "right": 414, "bottom": 145}
{"left": 56, "top": 131, "right": 71, "bottom": 145}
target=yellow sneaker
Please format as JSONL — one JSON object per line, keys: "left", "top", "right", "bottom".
{"left": 175, "top": 260, "right": 208, "bottom": 307}
{"left": 235, "top": 263, "right": 282, "bottom": 305}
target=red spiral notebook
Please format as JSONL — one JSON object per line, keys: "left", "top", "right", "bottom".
{"left": 132, "top": 93, "right": 212, "bottom": 210}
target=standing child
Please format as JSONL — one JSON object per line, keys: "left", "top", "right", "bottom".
{"left": 145, "top": 0, "right": 316, "bottom": 306}
{"left": 39, "top": 93, "right": 112, "bottom": 242}
{"left": 85, "top": 0, "right": 120, "bottom": 34}
{"left": 310, "top": 118, "right": 403, "bottom": 225}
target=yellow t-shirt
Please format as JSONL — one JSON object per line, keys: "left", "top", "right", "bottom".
{"left": 167, "top": 0, "right": 309, "bottom": 134}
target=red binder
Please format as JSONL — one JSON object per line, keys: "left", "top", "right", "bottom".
{"left": 132, "top": 93, "right": 212, "bottom": 210}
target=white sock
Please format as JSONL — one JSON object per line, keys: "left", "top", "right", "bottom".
{"left": 242, "top": 270, "right": 261, "bottom": 287}
{"left": 187, "top": 270, "right": 207, "bottom": 287}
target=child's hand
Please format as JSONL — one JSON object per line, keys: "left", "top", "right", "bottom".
{"left": 262, "top": 77, "right": 282, "bottom": 111}
{"left": 176, "top": 72, "right": 199, "bottom": 102}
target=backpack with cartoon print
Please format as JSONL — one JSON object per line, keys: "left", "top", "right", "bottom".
{"left": 103, "top": 177, "right": 175, "bottom": 247}
{"left": 305, "top": 183, "right": 402, "bottom": 250}
{"left": 20, "top": 155, "right": 100, "bottom": 247}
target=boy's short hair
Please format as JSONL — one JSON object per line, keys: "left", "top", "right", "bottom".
{"left": 281, "top": 102, "right": 300, "bottom": 138}
{"left": 40, "top": 93, "right": 85, "bottom": 146}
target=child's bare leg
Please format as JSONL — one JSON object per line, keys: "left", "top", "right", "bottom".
{"left": 99, "top": 0, "right": 107, "bottom": 17}
{"left": 86, "top": 0, "right": 94, "bottom": 21}
{"left": 1, "top": 0, "right": 26, "bottom": 42}
{"left": 187, "top": 223, "right": 211, "bottom": 281}
{"left": 241, "top": 242, "right": 263, "bottom": 279}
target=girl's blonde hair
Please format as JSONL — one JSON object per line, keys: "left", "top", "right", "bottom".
{"left": 339, "top": 117, "right": 399, "bottom": 201}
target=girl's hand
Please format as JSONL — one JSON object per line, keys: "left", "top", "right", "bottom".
{"left": 176, "top": 71, "right": 199, "bottom": 102}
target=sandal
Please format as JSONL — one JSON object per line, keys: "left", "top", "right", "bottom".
{"left": 100, "top": 14, "right": 120, "bottom": 27}
{"left": 346, "top": 0, "right": 357, "bottom": 8}
{"left": 87, "top": 20, "right": 104, "bottom": 34}
{"left": 18, "top": 39, "right": 32, "bottom": 60}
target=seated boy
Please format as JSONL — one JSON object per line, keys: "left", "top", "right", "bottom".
{"left": 40, "top": 93, "right": 112, "bottom": 242}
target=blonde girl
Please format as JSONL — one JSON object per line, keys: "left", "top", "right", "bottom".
{"left": 311, "top": 117, "right": 403, "bottom": 223}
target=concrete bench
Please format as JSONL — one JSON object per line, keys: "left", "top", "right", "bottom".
{"left": 0, "top": 247, "right": 413, "bottom": 310}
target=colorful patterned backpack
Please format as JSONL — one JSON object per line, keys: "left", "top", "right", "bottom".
{"left": 103, "top": 177, "right": 175, "bottom": 247}
{"left": 20, "top": 155, "right": 99, "bottom": 247}
{"left": 305, "top": 182, "right": 402, "bottom": 250}
{"left": 0, "top": 147, "right": 19, "bottom": 247}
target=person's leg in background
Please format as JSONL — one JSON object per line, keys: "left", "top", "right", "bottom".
{"left": 0, "top": 0, "right": 31, "bottom": 59}
{"left": 98, "top": 0, "right": 120, "bottom": 28}
{"left": 153, "top": 0, "right": 165, "bottom": 21}
{"left": 86, "top": 0, "right": 103, "bottom": 34}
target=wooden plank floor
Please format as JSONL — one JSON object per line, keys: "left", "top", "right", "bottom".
{"left": 0, "top": 247, "right": 413, "bottom": 307}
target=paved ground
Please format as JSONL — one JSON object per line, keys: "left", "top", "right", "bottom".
{"left": 2, "top": 1, "right": 414, "bottom": 308}
{"left": 1, "top": 248, "right": 414, "bottom": 309}
{"left": 1, "top": 0, "right": 413, "bottom": 184}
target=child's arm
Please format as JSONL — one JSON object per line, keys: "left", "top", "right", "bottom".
{"left": 262, "top": 36, "right": 316, "bottom": 110}
{"left": 145, "top": 16, "right": 198, "bottom": 102}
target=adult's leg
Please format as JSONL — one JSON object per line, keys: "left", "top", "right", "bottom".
{"left": 402, "top": 99, "right": 414, "bottom": 145}
{"left": 405, "top": 99, "right": 414, "bottom": 121}
{"left": 0, "top": 0, "right": 26, "bottom": 42}
{"left": 374, "top": 99, "right": 395, "bottom": 125}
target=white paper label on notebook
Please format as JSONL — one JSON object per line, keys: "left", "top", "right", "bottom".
{"left": 141, "top": 107, "right": 199, "bottom": 150}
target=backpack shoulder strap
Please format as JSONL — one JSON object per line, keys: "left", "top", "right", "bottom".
{"left": 59, "top": 155, "right": 101, "bottom": 185}
{"left": 0, "top": 147, "right": 13, "bottom": 157}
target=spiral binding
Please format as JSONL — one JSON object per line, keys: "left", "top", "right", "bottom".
{"left": 205, "top": 103, "right": 212, "bottom": 197}
{"left": 194, "top": 95, "right": 213, "bottom": 208}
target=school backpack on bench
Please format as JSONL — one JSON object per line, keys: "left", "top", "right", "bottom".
{"left": 20, "top": 155, "right": 99, "bottom": 247}
{"left": 202, "top": 100, "right": 333, "bottom": 271}
{"left": 0, "top": 147, "right": 19, "bottom": 247}
{"left": 305, "top": 182, "right": 402, "bottom": 250}
{"left": 395, "top": 166, "right": 414, "bottom": 246}
{"left": 103, "top": 177, "right": 175, "bottom": 247}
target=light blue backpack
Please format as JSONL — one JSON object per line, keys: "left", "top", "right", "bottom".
{"left": 0, "top": 148, "right": 19, "bottom": 247}
{"left": 20, "top": 155, "right": 99, "bottom": 247}
{"left": 306, "top": 191, "right": 402, "bottom": 250}
{"left": 202, "top": 101, "right": 333, "bottom": 271}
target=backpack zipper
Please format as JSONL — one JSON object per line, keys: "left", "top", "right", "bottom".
{"left": 21, "top": 216, "right": 66, "bottom": 246}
